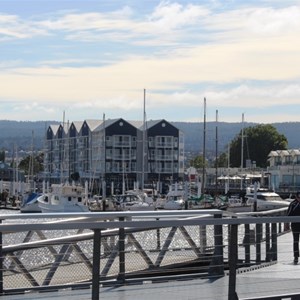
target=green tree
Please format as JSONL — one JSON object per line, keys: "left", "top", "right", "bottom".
{"left": 229, "top": 124, "right": 287, "bottom": 168}
{"left": 189, "top": 155, "right": 207, "bottom": 169}
{"left": 70, "top": 171, "right": 80, "bottom": 182}
{"left": 0, "top": 150, "right": 5, "bottom": 162}
{"left": 18, "top": 152, "right": 44, "bottom": 175}
{"left": 214, "top": 152, "right": 228, "bottom": 168}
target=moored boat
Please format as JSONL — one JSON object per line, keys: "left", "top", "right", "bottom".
{"left": 20, "top": 191, "right": 42, "bottom": 213}
{"left": 37, "top": 183, "right": 89, "bottom": 213}
{"left": 113, "top": 193, "right": 153, "bottom": 211}
{"left": 245, "top": 187, "right": 290, "bottom": 211}
{"left": 163, "top": 188, "right": 186, "bottom": 210}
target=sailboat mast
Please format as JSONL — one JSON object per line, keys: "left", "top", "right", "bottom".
{"left": 241, "top": 113, "right": 244, "bottom": 169}
{"left": 240, "top": 113, "right": 244, "bottom": 190}
{"left": 29, "top": 130, "right": 34, "bottom": 190}
{"left": 102, "top": 113, "right": 106, "bottom": 198}
{"left": 142, "top": 88, "right": 146, "bottom": 191}
{"left": 60, "top": 111, "right": 65, "bottom": 184}
{"left": 201, "top": 97, "right": 206, "bottom": 195}
{"left": 215, "top": 110, "right": 218, "bottom": 199}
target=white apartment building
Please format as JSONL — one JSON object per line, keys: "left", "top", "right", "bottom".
{"left": 43, "top": 118, "right": 184, "bottom": 195}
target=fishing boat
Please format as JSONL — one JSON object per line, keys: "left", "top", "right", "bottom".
{"left": 37, "top": 183, "right": 89, "bottom": 213}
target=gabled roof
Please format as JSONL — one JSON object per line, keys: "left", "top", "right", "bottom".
{"left": 146, "top": 119, "right": 164, "bottom": 129}
{"left": 268, "top": 149, "right": 300, "bottom": 157}
{"left": 128, "top": 119, "right": 165, "bottom": 130}
{"left": 84, "top": 119, "right": 103, "bottom": 131}
{"left": 290, "top": 149, "right": 300, "bottom": 156}
{"left": 48, "top": 124, "right": 60, "bottom": 135}
{"left": 280, "top": 150, "right": 290, "bottom": 156}
{"left": 71, "top": 121, "right": 84, "bottom": 132}
{"left": 127, "top": 120, "right": 143, "bottom": 129}
{"left": 93, "top": 118, "right": 125, "bottom": 131}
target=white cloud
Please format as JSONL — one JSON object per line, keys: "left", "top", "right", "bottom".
{"left": 246, "top": 6, "right": 300, "bottom": 35}
{"left": 0, "top": 14, "right": 47, "bottom": 40}
{"left": 148, "top": 2, "right": 209, "bottom": 31}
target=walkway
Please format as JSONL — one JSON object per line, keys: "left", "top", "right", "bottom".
{"left": 2, "top": 231, "right": 300, "bottom": 300}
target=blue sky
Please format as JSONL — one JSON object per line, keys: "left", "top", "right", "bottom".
{"left": 1, "top": 0, "right": 300, "bottom": 123}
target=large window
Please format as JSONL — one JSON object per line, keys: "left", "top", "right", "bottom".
{"left": 156, "top": 136, "right": 173, "bottom": 147}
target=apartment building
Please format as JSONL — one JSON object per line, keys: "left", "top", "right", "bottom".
{"left": 43, "top": 118, "right": 184, "bottom": 194}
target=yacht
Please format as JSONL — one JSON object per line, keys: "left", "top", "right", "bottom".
{"left": 113, "top": 193, "right": 153, "bottom": 211}
{"left": 37, "top": 183, "right": 89, "bottom": 213}
{"left": 163, "top": 188, "right": 186, "bottom": 210}
{"left": 245, "top": 187, "right": 290, "bottom": 211}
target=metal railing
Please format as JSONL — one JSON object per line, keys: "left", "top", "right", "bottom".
{"left": 0, "top": 209, "right": 293, "bottom": 300}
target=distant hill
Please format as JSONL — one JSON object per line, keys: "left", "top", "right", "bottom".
{"left": 0, "top": 120, "right": 59, "bottom": 152}
{"left": 0, "top": 120, "right": 299, "bottom": 156}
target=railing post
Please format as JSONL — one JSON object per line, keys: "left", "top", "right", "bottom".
{"left": 244, "top": 224, "right": 251, "bottom": 267}
{"left": 199, "top": 225, "right": 207, "bottom": 254}
{"left": 256, "top": 224, "right": 262, "bottom": 264}
{"left": 209, "top": 213, "right": 224, "bottom": 276}
{"left": 228, "top": 224, "right": 238, "bottom": 300}
{"left": 92, "top": 229, "right": 101, "bottom": 300}
{"left": 265, "top": 223, "right": 271, "bottom": 262}
{"left": 271, "top": 223, "right": 278, "bottom": 261}
{"left": 156, "top": 218, "right": 161, "bottom": 250}
{"left": 0, "top": 220, "right": 3, "bottom": 295}
{"left": 118, "top": 217, "right": 125, "bottom": 283}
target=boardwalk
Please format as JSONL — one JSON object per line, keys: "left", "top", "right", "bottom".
{"left": 2, "top": 231, "right": 300, "bottom": 300}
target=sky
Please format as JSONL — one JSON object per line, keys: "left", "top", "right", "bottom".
{"left": 0, "top": 0, "right": 300, "bottom": 124}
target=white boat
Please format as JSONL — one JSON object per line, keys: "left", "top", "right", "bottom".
{"left": 245, "top": 187, "right": 290, "bottom": 211}
{"left": 88, "top": 195, "right": 116, "bottom": 211}
{"left": 163, "top": 188, "right": 186, "bottom": 210}
{"left": 37, "top": 183, "right": 89, "bottom": 213}
{"left": 113, "top": 193, "right": 153, "bottom": 211}
{"left": 225, "top": 195, "right": 251, "bottom": 213}
{"left": 125, "top": 189, "right": 155, "bottom": 205}
{"left": 20, "top": 192, "right": 42, "bottom": 213}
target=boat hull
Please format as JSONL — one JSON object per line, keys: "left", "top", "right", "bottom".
{"left": 38, "top": 199, "right": 89, "bottom": 213}
{"left": 20, "top": 192, "right": 42, "bottom": 213}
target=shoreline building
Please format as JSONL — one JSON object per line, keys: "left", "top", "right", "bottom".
{"left": 43, "top": 118, "right": 184, "bottom": 195}
{"left": 268, "top": 149, "right": 300, "bottom": 193}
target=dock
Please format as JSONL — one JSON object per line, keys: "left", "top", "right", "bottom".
{"left": 1, "top": 210, "right": 300, "bottom": 300}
